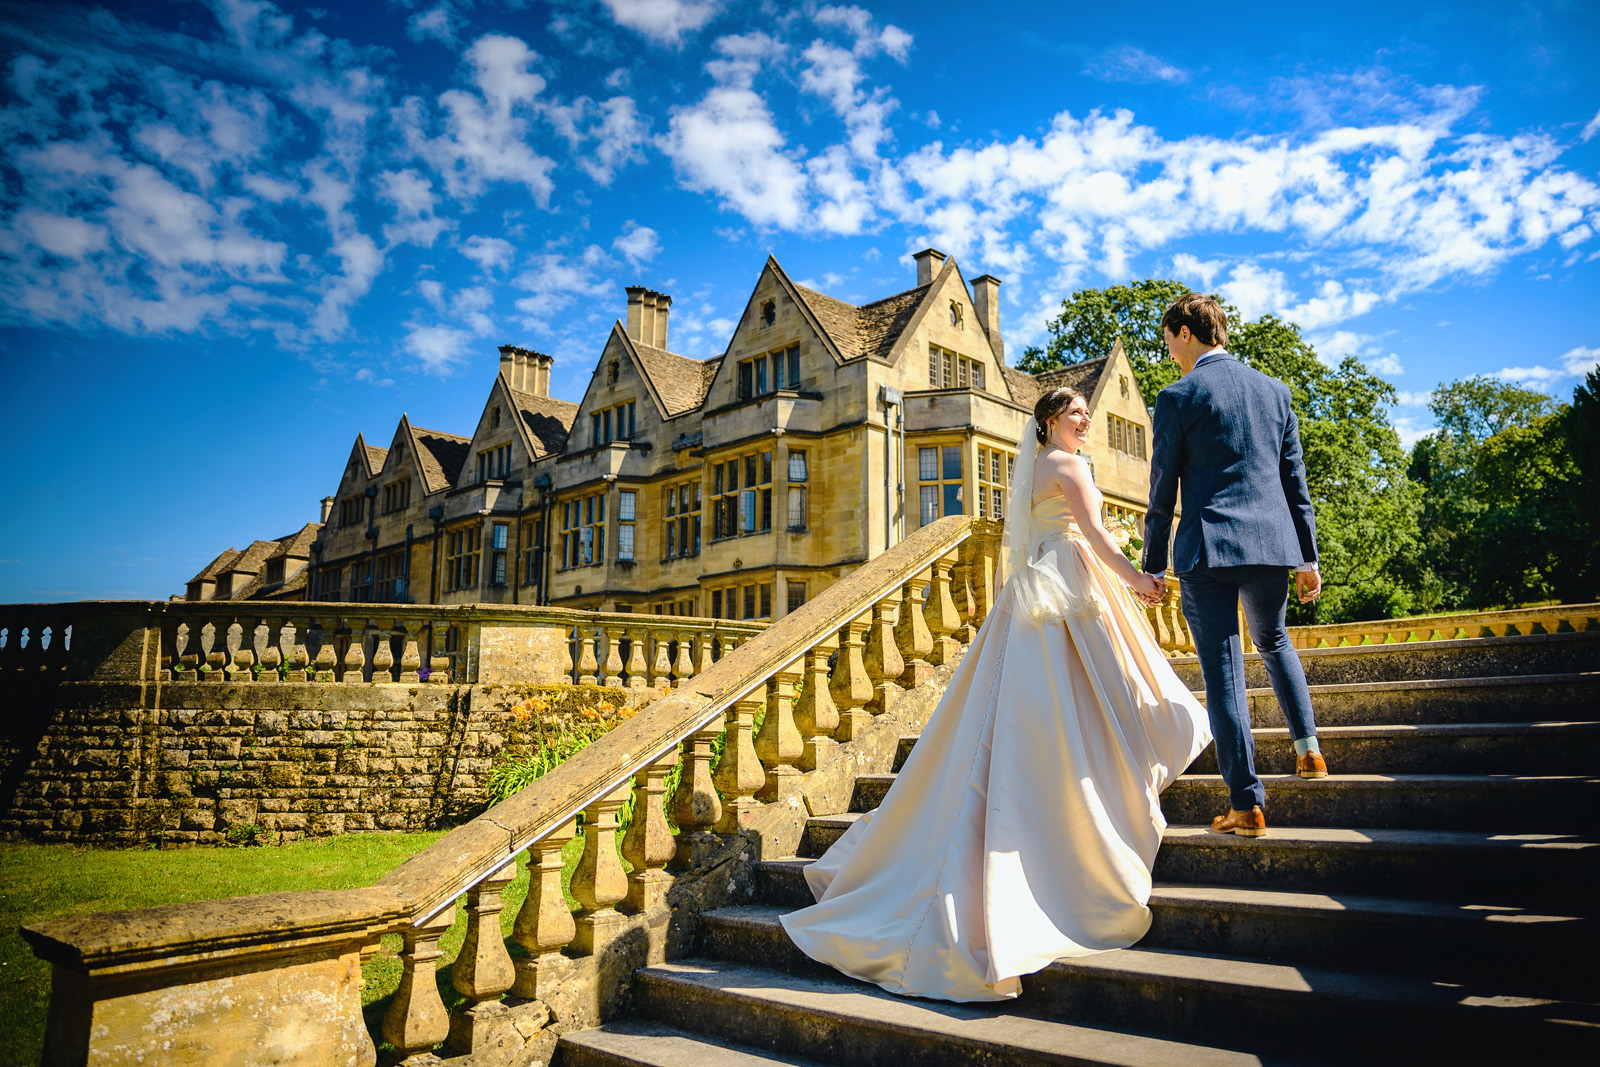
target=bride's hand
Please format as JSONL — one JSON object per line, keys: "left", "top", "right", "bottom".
{"left": 1128, "top": 571, "right": 1163, "bottom": 604}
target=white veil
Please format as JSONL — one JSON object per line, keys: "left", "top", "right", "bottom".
{"left": 997, "top": 415, "right": 1103, "bottom": 624}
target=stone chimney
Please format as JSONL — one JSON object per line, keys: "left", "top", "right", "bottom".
{"left": 497, "top": 344, "right": 554, "bottom": 396}
{"left": 320, "top": 496, "right": 334, "bottom": 524}
{"left": 625, "top": 286, "right": 671, "bottom": 349}
{"left": 913, "top": 248, "right": 947, "bottom": 286}
{"left": 971, "top": 274, "right": 1004, "bottom": 362}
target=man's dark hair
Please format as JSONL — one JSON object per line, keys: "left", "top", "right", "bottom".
{"left": 1161, "top": 292, "right": 1228, "bottom": 347}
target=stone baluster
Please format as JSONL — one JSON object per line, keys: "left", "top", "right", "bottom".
{"left": 650, "top": 630, "right": 674, "bottom": 691}
{"left": 341, "top": 619, "right": 367, "bottom": 682}
{"left": 698, "top": 631, "right": 716, "bottom": 675}
{"left": 862, "top": 592, "right": 905, "bottom": 712}
{"left": 755, "top": 661, "right": 805, "bottom": 803}
{"left": 372, "top": 621, "right": 397, "bottom": 682}
{"left": 382, "top": 908, "right": 455, "bottom": 1064}
{"left": 830, "top": 612, "right": 875, "bottom": 742}
{"left": 673, "top": 631, "right": 696, "bottom": 688}
{"left": 398, "top": 621, "right": 423, "bottom": 683}
{"left": 311, "top": 618, "right": 338, "bottom": 682}
{"left": 602, "top": 626, "right": 625, "bottom": 687}
{"left": 223, "top": 618, "right": 254, "bottom": 682}
{"left": 561, "top": 626, "right": 576, "bottom": 683}
{"left": 625, "top": 627, "right": 649, "bottom": 691}
{"left": 202, "top": 621, "right": 227, "bottom": 682}
{"left": 448, "top": 865, "right": 518, "bottom": 1052}
{"left": 511, "top": 821, "right": 578, "bottom": 1001}
{"left": 285, "top": 619, "right": 311, "bottom": 682}
{"left": 926, "top": 554, "right": 963, "bottom": 666}
{"left": 177, "top": 620, "right": 200, "bottom": 676}
{"left": 794, "top": 635, "right": 840, "bottom": 772}
{"left": 894, "top": 574, "right": 935, "bottom": 687}
{"left": 257, "top": 617, "right": 284, "bottom": 682}
{"left": 712, "top": 695, "right": 765, "bottom": 834}
{"left": 577, "top": 627, "right": 599, "bottom": 686}
{"left": 569, "top": 784, "right": 631, "bottom": 954}
{"left": 670, "top": 723, "right": 724, "bottom": 870}
{"left": 622, "top": 750, "right": 679, "bottom": 912}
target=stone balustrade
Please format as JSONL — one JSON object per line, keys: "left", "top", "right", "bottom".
{"left": 21, "top": 515, "right": 1004, "bottom": 1066}
{"left": 1289, "top": 601, "right": 1600, "bottom": 648}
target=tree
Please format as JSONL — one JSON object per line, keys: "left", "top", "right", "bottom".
{"left": 1017, "top": 279, "right": 1193, "bottom": 405}
{"left": 1405, "top": 377, "right": 1564, "bottom": 608}
{"left": 1470, "top": 412, "right": 1589, "bottom": 604}
{"left": 1028, "top": 279, "right": 1421, "bottom": 623}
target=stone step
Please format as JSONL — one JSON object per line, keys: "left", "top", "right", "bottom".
{"left": 1152, "top": 825, "right": 1600, "bottom": 908}
{"left": 702, "top": 896, "right": 1598, "bottom": 1004}
{"left": 633, "top": 959, "right": 1272, "bottom": 1067}
{"left": 1018, "top": 944, "right": 1595, "bottom": 1062}
{"left": 1236, "top": 672, "right": 1600, "bottom": 727}
{"left": 1187, "top": 721, "right": 1600, "bottom": 776}
{"left": 852, "top": 770, "right": 1600, "bottom": 834}
{"left": 1159, "top": 773, "right": 1600, "bottom": 833}
{"left": 559, "top": 1019, "right": 834, "bottom": 1066}
{"left": 795, "top": 821, "right": 1600, "bottom": 907}
{"left": 1167, "top": 630, "right": 1600, "bottom": 689}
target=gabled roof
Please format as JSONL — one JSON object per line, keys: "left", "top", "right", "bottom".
{"left": 194, "top": 547, "right": 241, "bottom": 583}
{"left": 509, "top": 387, "right": 580, "bottom": 456}
{"left": 615, "top": 328, "right": 720, "bottom": 418}
{"left": 791, "top": 283, "right": 931, "bottom": 364}
{"left": 363, "top": 443, "right": 389, "bottom": 472}
{"left": 411, "top": 425, "right": 472, "bottom": 492}
{"left": 1002, "top": 356, "right": 1110, "bottom": 414}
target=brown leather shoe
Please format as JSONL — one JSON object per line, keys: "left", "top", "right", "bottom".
{"left": 1296, "top": 750, "right": 1328, "bottom": 779}
{"left": 1210, "top": 806, "right": 1267, "bottom": 836}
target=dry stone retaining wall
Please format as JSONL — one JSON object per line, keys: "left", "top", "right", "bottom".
{"left": 0, "top": 681, "right": 629, "bottom": 845}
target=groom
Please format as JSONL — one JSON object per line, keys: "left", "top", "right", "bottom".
{"left": 1141, "top": 293, "right": 1326, "bottom": 837}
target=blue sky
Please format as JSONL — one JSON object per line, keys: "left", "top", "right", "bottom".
{"left": 2, "top": 0, "right": 1598, "bottom": 601}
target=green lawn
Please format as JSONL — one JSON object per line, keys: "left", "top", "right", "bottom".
{"left": 0, "top": 831, "right": 596, "bottom": 1067}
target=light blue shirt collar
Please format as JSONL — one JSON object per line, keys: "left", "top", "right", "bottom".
{"left": 1193, "top": 348, "right": 1230, "bottom": 368}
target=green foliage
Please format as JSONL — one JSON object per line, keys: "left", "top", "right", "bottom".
{"left": 1403, "top": 375, "right": 1595, "bottom": 609}
{"left": 1017, "top": 278, "right": 1193, "bottom": 404}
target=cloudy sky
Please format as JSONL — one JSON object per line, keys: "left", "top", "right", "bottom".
{"left": 2, "top": 0, "right": 1598, "bottom": 600}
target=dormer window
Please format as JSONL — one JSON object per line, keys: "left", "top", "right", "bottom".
{"left": 761, "top": 300, "right": 776, "bottom": 327}
{"left": 950, "top": 301, "right": 964, "bottom": 328}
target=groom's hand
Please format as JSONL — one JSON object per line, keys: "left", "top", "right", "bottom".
{"left": 1295, "top": 569, "right": 1322, "bottom": 604}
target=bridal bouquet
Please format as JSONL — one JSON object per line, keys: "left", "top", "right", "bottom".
{"left": 1108, "top": 514, "right": 1144, "bottom": 563}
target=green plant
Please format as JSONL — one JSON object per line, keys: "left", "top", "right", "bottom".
{"left": 224, "top": 823, "right": 266, "bottom": 846}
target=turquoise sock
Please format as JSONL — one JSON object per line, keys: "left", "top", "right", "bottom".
{"left": 1293, "top": 736, "right": 1321, "bottom": 757}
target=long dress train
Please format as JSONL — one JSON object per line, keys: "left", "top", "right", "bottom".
{"left": 780, "top": 495, "right": 1212, "bottom": 1002}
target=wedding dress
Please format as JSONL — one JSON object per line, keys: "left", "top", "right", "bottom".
{"left": 781, "top": 421, "right": 1212, "bottom": 1002}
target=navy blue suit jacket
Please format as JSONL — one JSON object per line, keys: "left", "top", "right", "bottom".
{"left": 1143, "top": 353, "right": 1318, "bottom": 575}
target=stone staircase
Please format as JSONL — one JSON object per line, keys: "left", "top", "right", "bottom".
{"left": 559, "top": 632, "right": 1600, "bottom": 1065}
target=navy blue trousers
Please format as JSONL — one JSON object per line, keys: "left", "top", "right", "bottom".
{"left": 1180, "top": 563, "right": 1318, "bottom": 812}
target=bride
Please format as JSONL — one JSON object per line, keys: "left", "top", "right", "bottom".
{"left": 780, "top": 385, "right": 1213, "bottom": 1002}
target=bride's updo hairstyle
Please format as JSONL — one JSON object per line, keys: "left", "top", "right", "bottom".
{"left": 1034, "top": 385, "right": 1085, "bottom": 446}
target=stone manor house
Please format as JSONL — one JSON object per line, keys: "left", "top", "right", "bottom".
{"left": 183, "top": 250, "right": 1156, "bottom": 621}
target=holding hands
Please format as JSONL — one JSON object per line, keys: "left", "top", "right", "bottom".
{"left": 1129, "top": 571, "right": 1166, "bottom": 606}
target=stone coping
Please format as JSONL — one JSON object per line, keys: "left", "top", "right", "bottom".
{"left": 1169, "top": 628, "right": 1600, "bottom": 666}
{"left": 22, "top": 887, "right": 409, "bottom": 976}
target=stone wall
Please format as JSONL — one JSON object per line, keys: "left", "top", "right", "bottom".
{"left": 0, "top": 680, "right": 628, "bottom": 845}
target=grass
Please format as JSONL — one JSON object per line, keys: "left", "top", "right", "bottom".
{"left": 0, "top": 831, "right": 611, "bottom": 1066}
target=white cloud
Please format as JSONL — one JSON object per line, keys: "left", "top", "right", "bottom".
{"left": 1084, "top": 45, "right": 1187, "bottom": 85}
{"left": 613, "top": 221, "right": 661, "bottom": 265}
{"left": 1394, "top": 390, "right": 1433, "bottom": 406}
{"left": 1283, "top": 280, "right": 1381, "bottom": 330}
{"left": 512, "top": 244, "right": 613, "bottom": 327}
{"left": 1582, "top": 107, "right": 1600, "bottom": 143}
{"left": 461, "top": 235, "right": 516, "bottom": 273}
{"left": 659, "top": 34, "right": 807, "bottom": 229}
{"left": 598, "top": 0, "right": 722, "bottom": 47}
{"left": 1170, "top": 253, "right": 1225, "bottom": 288}
{"left": 1392, "top": 415, "right": 1435, "bottom": 449}
{"left": 1496, "top": 345, "right": 1600, "bottom": 389}
{"left": 400, "top": 33, "right": 558, "bottom": 204}
{"left": 376, "top": 169, "right": 451, "bottom": 248}
{"left": 579, "top": 97, "right": 650, "bottom": 184}
{"left": 1367, "top": 353, "right": 1404, "bottom": 375}
{"left": 407, "top": 4, "right": 464, "bottom": 48}
{"left": 1310, "top": 329, "right": 1379, "bottom": 360}
{"left": 1217, "top": 263, "right": 1295, "bottom": 321}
